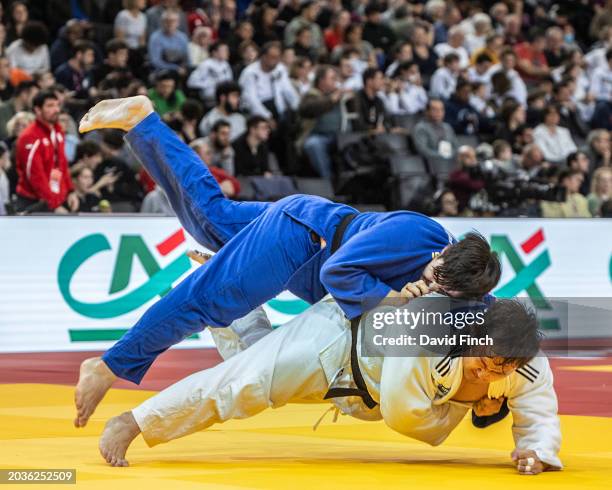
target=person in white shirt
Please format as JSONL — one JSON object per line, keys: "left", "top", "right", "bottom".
{"left": 6, "top": 21, "right": 50, "bottom": 75}
{"left": 464, "top": 13, "right": 492, "bottom": 54}
{"left": 488, "top": 49, "right": 527, "bottom": 105}
{"left": 466, "top": 52, "right": 494, "bottom": 86}
{"left": 590, "top": 48, "right": 612, "bottom": 102}
{"left": 380, "top": 61, "right": 428, "bottom": 115}
{"left": 188, "top": 26, "right": 212, "bottom": 67}
{"left": 533, "top": 105, "right": 577, "bottom": 163}
{"left": 97, "top": 295, "right": 562, "bottom": 475}
{"left": 198, "top": 81, "right": 247, "bottom": 141}
{"left": 238, "top": 41, "right": 300, "bottom": 121}
{"left": 434, "top": 26, "right": 470, "bottom": 69}
{"left": 338, "top": 49, "right": 366, "bottom": 91}
{"left": 114, "top": 0, "right": 147, "bottom": 50}
{"left": 430, "top": 53, "right": 460, "bottom": 100}
{"left": 187, "top": 41, "right": 233, "bottom": 108}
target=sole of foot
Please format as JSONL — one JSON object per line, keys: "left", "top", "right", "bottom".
{"left": 74, "top": 357, "right": 117, "bottom": 428}
{"left": 79, "top": 95, "right": 154, "bottom": 134}
{"left": 99, "top": 412, "right": 141, "bottom": 467}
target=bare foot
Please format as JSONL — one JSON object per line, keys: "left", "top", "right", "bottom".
{"left": 74, "top": 357, "right": 117, "bottom": 428}
{"left": 99, "top": 412, "right": 141, "bottom": 467}
{"left": 79, "top": 95, "right": 154, "bottom": 133}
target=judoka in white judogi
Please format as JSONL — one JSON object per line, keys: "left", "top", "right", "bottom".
{"left": 127, "top": 296, "right": 562, "bottom": 470}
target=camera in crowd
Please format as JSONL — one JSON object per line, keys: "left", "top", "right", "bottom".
{"left": 468, "top": 159, "right": 566, "bottom": 216}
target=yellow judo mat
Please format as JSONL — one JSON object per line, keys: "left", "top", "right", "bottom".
{"left": 1, "top": 384, "right": 611, "bottom": 489}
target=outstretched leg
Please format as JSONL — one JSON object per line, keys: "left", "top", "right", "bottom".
{"left": 80, "top": 96, "right": 269, "bottom": 252}
{"left": 75, "top": 200, "right": 321, "bottom": 427}
{"left": 97, "top": 300, "right": 346, "bottom": 465}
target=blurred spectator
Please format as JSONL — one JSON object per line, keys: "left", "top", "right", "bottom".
{"left": 5, "top": 1, "right": 28, "bottom": 46}
{"left": 444, "top": 80, "right": 481, "bottom": 135}
{"left": 337, "top": 49, "right": 366, "bottom": 91}
{"left": 148, "top": 70, "right": 185, "bottom": 116}
{"left": 414, "top": 98, "right": 458, "bottom": 165}
{"left": 411, "top": 22, "right": 438, "bottom": 85}
{"left": 324, "top": 9, "right": 351, "bottom": 51}
{"left": 146, "top": 0, "right": 188, "bottom": 37}
{"left": 15, "top": 90, "right": 76, "bottom": 213}
{"left": 362, "top": 2, "right": 396, "bottom": 55}
{"left": 203, "top": 120, "right": 235, "bottom": 175}
{"left": 587, "top": 167, "right": 612, "bottom": 216}
{"left": 5, "top": 110, "right": 35, "bottom": 147}
{"left": 94, "top": 129, "right": 143, "bottom": 209}
{"left": 54, "top": 41, "right": 95, "bottom": 96}
{"left": 434, "top": 4, "right": 462, "bottom": 45}
{"left": 298, "top": 65, "right": 344, "bottom": 178}
{"left": 233, "top": 115, "right": 278, "bottom": 176}
{"left": 238, "top": 41, "right": 299, "bottom": 121}
{"left": 491, "top": 139, "right": 518, "bottom": 173}
{"left": 496, "top": 100, "right": 526, "bottom": 145}
{"left": 331, "top": 23, "right": 375, "bottom": 65}
{"left": 384, "top": 41, "right": 413, "bottom": 78}
{"left": 72, "top": 167, "right": 102, "bottom": 212}
{"left": 91, "top": 39, "right": 131, "bottom": 88}
{"left": 435, "top": 188, "right": 459, "bottom": 217}
{"left": 252, "top": 0, "right": 282, "bottom": 46}
{"left": 284, "top": 1, "right": 323, "bottom": 57}
{"left": 49, "top": 19, "right": 84, "bottom": 71}
{"left": 148, "top": 9, "right": 189, "bottom": 75}
{"left": 0, "top": 142, "right": 10, "bottom": 214}
{"left": 6, "top": 20, "right": 50, "bottom": 75}
{"left": 470, "top": 33, "right": 504, "bottom": 65}
{"left": 289, "top": 57, "right": 313, "bottom": 95}
{"left": 590, "top": 49, "right": 612, "bottom": 102}
{"left": 141, "top": 184, "right": 174, "bottom": 215}
{"left": 0, "top": 80, "right": 38, "bottom": 140}
{"left": 187, "top": 41, "right": 233, "bottom": 108}
{"left": 70, "top": 140, "right": 104, "bottom": 177}
{"left": 465, "top": 13, "right": 492, "bottom": 54}
{"left": 566, "top": 150, "right": 591, "bottom": 195}
{"left": 533, "top": 105, "right": 577, "bottom": 164}
{"left": 114, "top": 0, "right": 147, "bottom": 50}
{"left": 489, "top": 48, "right": 527, "bottom": 105}
{"left": 430, "top": 53, "right": 460, "bottom": 100}
{"left": 544, "top": 27, "right": 569, "bottom": 69}
{"left": 199, "top": 81, "right": 246, "bottom": 141}
{"left": 448, "top": 145, "right": 485, "bottom": 211}
{"left": 0, "top": 56, "right": 13, "bottom": 100}
{"left": 190, "top": 137, "right": 240, "bottom": 197}
{"left": 351, "top": 67, "right": 387, "bottom": 132}
{"left": 466, "top": 52, "right": 493, "bottom": 85}
{"left": 174, "top": 98, "right": 203, "bottom": 143}
{"left": 519, "top": 143, "right": 547, "bottom": 178}
{"left": 582, "top": 129, "right": 612, "bottom": 175}
{"left": 380, "top": 61, "right": 427, "bottom": 116}
{"left": 188, "top": 26, "right": 212, "bottom": 67}
{"left": 58, "top": 112, "right": 79, "bottom": 162}
{"left": 514, "top": 29, "right": 550, "bottom": 83}
{"left": 541, "top": 168, "right": 591, "bottom": 217}
{"left": 434, "top": 25, "right": 469, "bottom": 69}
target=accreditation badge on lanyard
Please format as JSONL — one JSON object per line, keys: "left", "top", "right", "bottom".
{"left": 49, "top": 129, "right": 62, "bottom": 194}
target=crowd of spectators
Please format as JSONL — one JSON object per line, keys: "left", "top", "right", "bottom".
{"left": 1, "top": 0, "right": 612, "bottom": 218}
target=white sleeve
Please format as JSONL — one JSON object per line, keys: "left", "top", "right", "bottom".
{"left": 280, "top": 72, "right": 300, "bottom": 111}
{"left": 239, "top": 70, "right": 272, "bottom": 118}
{"left": 379, "top": 356, "right": 467, "bottom": 446}
{"left": 379, "top": 92, "right": 400, "bottom": 114}
{"left": 508, "top": 356, "right": 562, "bottom": 469}
{"left": 590, "top": 69, "right": 604, "bottom": 100}
{"left": 187, "top": 61, "right": 208, "bottom": 90}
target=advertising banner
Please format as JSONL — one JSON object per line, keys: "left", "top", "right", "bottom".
{"left": 1, "top": 216, "right": 610, "bottom": 352}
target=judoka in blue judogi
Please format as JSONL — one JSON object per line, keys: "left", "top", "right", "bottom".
{"left": 97, "top": 112, "right": 499, "bottom": 385}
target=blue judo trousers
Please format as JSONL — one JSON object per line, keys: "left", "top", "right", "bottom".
{"left": 103, "top": 113, "right": 454, "bottom": 384}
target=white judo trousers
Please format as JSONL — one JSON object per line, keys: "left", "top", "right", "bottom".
{"left": 130, "top": 297, "right": 562, "bottom": 469}
{"left": 131, "top": 298, "right": 371, "bottom": 446}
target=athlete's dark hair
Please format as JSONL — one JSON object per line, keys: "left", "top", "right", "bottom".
{"left": 467, "top": 299, "right": 542, "bottom": 367}
{"left": 434, "top": 232, "right": 501, "bottom": 299}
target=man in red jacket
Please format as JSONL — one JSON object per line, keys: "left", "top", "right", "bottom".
{"left": 15, "top": 90, "right": 78, "bottom": 213}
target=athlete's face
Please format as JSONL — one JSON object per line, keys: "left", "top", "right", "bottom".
{"left": 463, "top": 356, "right": 517, "bottom": 384}
{"left": 421, "top": 248, "right": 461, "bottom": 298}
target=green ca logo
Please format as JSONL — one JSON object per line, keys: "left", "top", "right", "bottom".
{"left": 489, "top": 228, "right": 559, "bottom": 329}
{"left": 58, "top": 229, "right": 191, "bottom": 319}
{"left": 58, "top": 228, "right": 311, "bottom": 329}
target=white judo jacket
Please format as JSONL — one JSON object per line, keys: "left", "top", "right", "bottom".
{"left": 133, "top": 298, "right": 562, "bottom": 469}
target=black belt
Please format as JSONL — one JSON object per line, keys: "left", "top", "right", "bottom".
{"left": 323, "top": 213, "right": 379, "bottom": 409}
